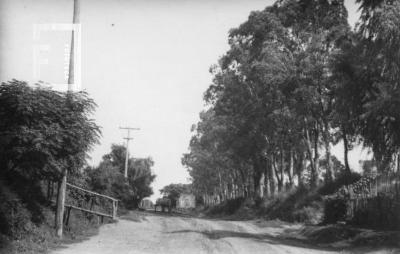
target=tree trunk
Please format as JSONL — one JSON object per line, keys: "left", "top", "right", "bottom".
{"left": 264, "top": 166, "right": 271, "bottom": 198}
{"left": 259, "top": 172, "right": 265, "bottom": 198}
{"left": 312, "top": 124, "right": 320, "bottom": 188}
{"left": 253, "top": 157, "right": 265, "bottom": 199}
{"left": 324, "top": 139, "right": 333, "bottom": 183}
{"left": 280, "top": 148, "right": 284, "bottom": 190}
{"left": 342, "top": 124, "right": 351, "bottom": 174}
{"left": 267, "top": 157, "right": 276, "bottom": 196}
{"left": 272, "top": 154, "right": 283, "bottom": 192}
{"left": 47, "top": 180, "right": 52, "bottom": 200}
{"left": 304, "top": 125, "right": 316, "bottom": 187}
{"left": 323, "top": 120, "right": 333, "bottom": 183}
{"left": 288, "top": 149, "right": 294, "bottom": 188}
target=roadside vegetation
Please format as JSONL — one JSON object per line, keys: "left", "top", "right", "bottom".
{"left": 0, "top": 81, "right": 156, "bottom": 253}
{"left": 159, "top": 183, "right": 192, "bottom": 208}
{"left": 183, "top": 0, "right": 400, "bottom": 231}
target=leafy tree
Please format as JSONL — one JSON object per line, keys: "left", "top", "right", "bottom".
{"left": 0, "top": 80, "right": 100, "bottom": 180}
{"left": 333, "top": 0, "right": 400, "bottom": 171}
{"left": 128, "top": 157, "right": 156, "bottom": 207}
{"left": 160, "top": 183, "right": 191, "bottom": 207}
{"left": 88, "top": 144, "right": 156, "bottom": 208}
{"left": 184, "top": 0, "right": 400, "bottom": 206}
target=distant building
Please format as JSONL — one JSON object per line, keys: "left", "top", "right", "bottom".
{"left": 140, "top": 199, "right": 154, "bottom": 210}
{"left": 177, "top": 193, "right": 195, "bottom": 209}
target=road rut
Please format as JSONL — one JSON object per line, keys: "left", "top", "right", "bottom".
{"left": 51, "top": 212, "right": 385, "bottom": 254}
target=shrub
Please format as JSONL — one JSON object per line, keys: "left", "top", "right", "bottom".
{"left": 207, "top": 197, "right": 245, "bottom": 215}
{"left": 260, "top": 186, "right": 324, "bottom": 224}
{"left": 318, "top": 172, "right": 361, "bottom": 196}
{"left": 292, "top": 206, "right": 322, "bottom": 224}
{"left": 323, "top": 197, "right": 347, "bottom": 224}
{"left": 0, "top": 171, "right": 48, "bottom": 239}
{"left": 350, "top": 195, "right": 400, "bottom": 230}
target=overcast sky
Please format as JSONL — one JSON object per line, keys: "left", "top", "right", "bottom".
{"left": 0, "top": 0, "right": 366, "bottom": 200}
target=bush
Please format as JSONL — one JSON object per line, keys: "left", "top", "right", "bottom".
{"left": 0, "top": 185, "right": 32, "bottom": 239}
{"left": 260, "top": 186, "right": 324, "bottom": 224}
{"left": 350, "top": 195, "right": 400, "bottom": 230}
{"left": 292, "top": 206, "right": 322, "bottom": 225}
{"left": 323, "top": 197, "right": 347, "bottom": 224}
{"left": 318, "top": 172, "right": 361, "bottom": 196}
{"left": 0, "top": 172, "right": 48, "bottom": 239}
{"left": 207, "top": 197, "right": 246, "bottom": 215}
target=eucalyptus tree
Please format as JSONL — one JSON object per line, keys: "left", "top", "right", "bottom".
{"left": 185, "top": 0, "right": 387, "bottom": 201}
{"left": 332, "top": 0, "right": 400, "bottom": 171}
{"left": 205, "top": 0, "right": 349, "bottom": 188}
{"left": 357, "top": 1, "right": 400, "bottom": 169}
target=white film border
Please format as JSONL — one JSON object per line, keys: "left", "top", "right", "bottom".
{"left": 33, "top": 23, "right": 82, "bottom": 92}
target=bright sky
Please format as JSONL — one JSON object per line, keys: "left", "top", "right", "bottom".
{"left": 0, "top": 0, "right": 365, "bottom": 200}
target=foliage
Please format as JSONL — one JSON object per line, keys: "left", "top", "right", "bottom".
{"left": 323, "top": 197, "right": 347, "bottom": 224}
{"left": 184, "top": 0, "right": 353, "bottom": 204}
{"left": 206, "top": 198, "right": 246, "bottom": 216}
{"left": 334, "top": 0, "right": 400, "bottom": 168}
{"left": 0, "top": 80, "right": 106, "bottom": 250}
{"left": 318, "top": 172, "right": 361, "bottom": 196}
{"left": 183, "top": 2, "right": 400, "bottom": 232}
{"left": 0, "top": 80, "right": 101, "bottom": 181}
{"left": 87, "top": 144, "right": 156, "bottom": 208}
{"left": 261, "top": 186, "right": 323, "bottom": 224}
{"left": 350, "top": 195, "right": 400, "bottom": 230}
{"left": 159, "top": 183, "right": 192, "bottom": 207}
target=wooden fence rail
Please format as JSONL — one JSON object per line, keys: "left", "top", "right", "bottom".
{"left": 65, "top": 183, "right": 119, "bottom": 221}
{"left": 45, "top": 181, "right": 119, "bottom": 226}
{"left": 345, "top": 172, "right": 400, "bottom": 223}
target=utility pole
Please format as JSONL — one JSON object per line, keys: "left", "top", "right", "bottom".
{"left": 119, "top": 127, "right": 140, "bottom": 178}
{"left": 56, "top": 0, "right": 80, "bottom": 239}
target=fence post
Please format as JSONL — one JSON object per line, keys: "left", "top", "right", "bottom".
{"left": 112, "top": 200, "right": 118, "bottom": 220}
{"left": 55, "top": 170, "right": 67, "bottom": 238}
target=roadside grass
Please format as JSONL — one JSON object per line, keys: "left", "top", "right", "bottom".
{"left": 0, "top": 175, "right": 114, "bottom": 254}
{"left": 204, "top": 187, "right": 324, "bottom": 224}
{"left": 200, "top": 180, "right": 400, "bottom": 251}
{"left": 0, "top": 206, "right": 109, "bottom": 254}
{"left": 293, "top": 224, "right": 400, "bottom": 251}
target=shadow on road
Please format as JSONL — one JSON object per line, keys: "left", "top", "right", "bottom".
{"left": 166, "top": 229, "right": 364, "bottom": 253}
{"left": 136, "top": 209, "right": 194, "bottom": 218}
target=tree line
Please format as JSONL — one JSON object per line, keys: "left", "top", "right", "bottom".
{"left": 182, "top": 0, "right": 400, "bottom": 204}
{"left": 83, "top": 144, "right": 156, "bottom": 209}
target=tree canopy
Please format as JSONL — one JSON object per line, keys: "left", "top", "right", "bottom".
{"left": 87, "top": 144, "right": 156, "bottom": 208}
{"left": 183, "top": 0, "right": 400, "bottom": 203}
{"left": 0, "top": 80, "right": 101, "bottom": 181}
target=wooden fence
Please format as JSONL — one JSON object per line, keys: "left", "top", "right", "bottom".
{"left": 346, "top": 172, "right": 400, "bottom": 199}
{"left": 46, "top": 181, "right": 119, "bottom": 225}
{"left": 346, "top": 172, "right": 400, "bottom": 223}
{"left": 64, "top": 183, "right": 119, "bottom": 225}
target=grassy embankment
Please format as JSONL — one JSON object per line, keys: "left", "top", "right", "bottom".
{"left": 0, "top": 172, "right": 116, "bottom": 254}
{"left": 203, "top": 173, "right": 400, "bottom": 250}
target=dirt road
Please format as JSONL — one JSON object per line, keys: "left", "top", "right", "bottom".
{"left": 51, "top": 212, "right": 390, "bottom": 254}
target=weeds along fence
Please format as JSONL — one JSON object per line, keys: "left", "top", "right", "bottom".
{"left": 43, "top": 181, "right": 119, "bottom": 225}
{"left": 345, "top": 172, "right": 400, "bottom": 229}
{"left": 65, "top": 183, "right": 119, "bottom": 221}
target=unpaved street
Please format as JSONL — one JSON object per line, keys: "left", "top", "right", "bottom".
{"left": 51, "top": 212, "right": 385, "bottom": 254}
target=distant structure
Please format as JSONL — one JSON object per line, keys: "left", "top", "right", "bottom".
{"left": 139, "top": 199, "right": 154, "bottom": 210}
{"left": 177, "top": 194, "right": 195, "bottom": 209}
